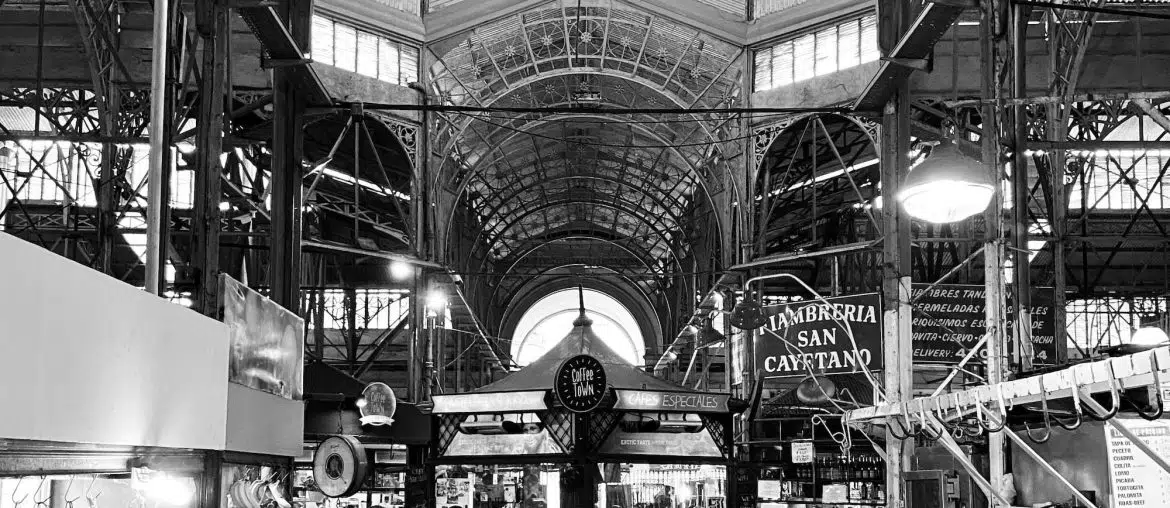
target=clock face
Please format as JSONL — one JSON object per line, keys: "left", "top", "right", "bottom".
{"left": 554, "top": 354, "right": 607, "bottom": 412}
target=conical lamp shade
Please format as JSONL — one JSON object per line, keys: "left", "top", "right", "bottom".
{"left": 898, "top": 140, "right": 995, "bottom": 223}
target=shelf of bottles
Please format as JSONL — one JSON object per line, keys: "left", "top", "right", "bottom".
{"left": 747, "top": 416, "right": 886, "bottom": 507}
{"left": 756, "top": 453, "right": 885, "bottom": 505}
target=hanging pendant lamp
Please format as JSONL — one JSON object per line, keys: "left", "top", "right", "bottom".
{"left": 898, "top": 139, "right": 995, "bottom": 224}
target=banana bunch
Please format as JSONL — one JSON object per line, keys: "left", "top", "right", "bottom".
{"left": 228, "top": 480, "right": 272, "bottom": 508}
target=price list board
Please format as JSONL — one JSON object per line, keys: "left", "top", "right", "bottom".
{"left": 1107, "top": 420, "right": 1170, "bottom": 507}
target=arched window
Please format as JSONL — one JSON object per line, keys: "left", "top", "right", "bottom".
{"left": 510, "top": 289, "right": 645, "bottom": 366}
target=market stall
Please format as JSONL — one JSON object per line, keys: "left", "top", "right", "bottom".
{"left": 0, "top": 235, "right": 304, "bottom": 508}
{"left": 744, "top": 375, "right": 886, "bottom": 508}
{"left": 298, "top": 362, "right": 432, "bottom": 508}
{"left": 429, "top": 302, "right": 744, "bottom": 508}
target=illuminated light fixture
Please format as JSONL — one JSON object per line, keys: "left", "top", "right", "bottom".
{"left": 1131, "top": 327, "right": 1169, "bottom": 346}
{"left": 426, "top": 290, "right": 448, "bottom": 313}
{"left": 898, "top": 139, "right": 995, "bottom": 224}
{"left": 133, "top": 467, "right": 195, "bottom": 506}
{"left": 389, "top": 259, "right": 413, "bottom": 280}
{"left": 355, "top": 397, "right": 368, "bottom": 409}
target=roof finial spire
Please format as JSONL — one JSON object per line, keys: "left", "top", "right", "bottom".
{"left": 573, "top": 280, "right": 593, "bottom": 327}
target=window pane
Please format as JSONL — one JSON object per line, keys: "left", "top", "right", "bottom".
{"left": 335, "top": 24, "right": 357, "bottom": 72}
{"left": 773, "top": 42, "right": 793, "bottom": 87}
{"left": 357, "top": 31, "right": 379, "bottom": 77}
{"left": 860, "top": 15, "right": 879, "bottom": 63}
{"left": 793, "top": 34, "right": 815, "bottom": 82}
{"left": 379, "top": 39, "right": 401, "bottom": 84}
{"left": 838, "top": 19, "right": 860, "bottom": 70}
{"left": 401, "top": 45, "right": 420, "bottom": 85}
{"left": 311, "top": 16, "right": 334, "bottom": 66}
{"left": 815, "top": 26, "right": 837, "bottom": 76}
{"left": 754, "top": 49, "right": 773, "bottom": 91}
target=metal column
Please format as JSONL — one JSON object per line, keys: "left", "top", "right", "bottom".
{"left": 270, "top": 0, "right": 310, "bottom": 311}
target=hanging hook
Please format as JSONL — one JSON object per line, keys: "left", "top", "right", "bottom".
{"left": 1131, "top": 353, "right": 1164, "bottom": 421}
{"left": 916, "top": 401, "right": 944, "bottom": 440}
{"left": 977, "top": 386, "right": 1008, "bottom": 433}
{"left": 932, "top": 398, "right": 958, "bottom": 433}
{"left": 11, "top": 476, "right": 30, "bottom": 507}
{"left": 1085, "top": 362, "right": 1121, "bottom": 421}
{"left": 64, "top": 475, "right": 82, "bottom": 506}
{"left": 886, "top": 403, "right": 914, "bottom": 440}
{"left": 85, "top": 474, "right": 103, "bottom": 508}
{"left": 1024, "top": 379, "right": 1053, "bottom": 444}
{"left": 33, "top": 476, "right": 51, "bottom": 506}
{"left": 1054, "top": 370, "right": 1083, "bottom": 431}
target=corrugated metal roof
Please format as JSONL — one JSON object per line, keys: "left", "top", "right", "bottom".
{"left": 0, "top": 107, "right": 53, "bottom": 134}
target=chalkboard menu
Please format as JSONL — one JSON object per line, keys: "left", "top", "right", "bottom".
{"left": 1107, "top": 419, "right": 1170, "bottom": 507}
{"left": 910, "top": 284, "right": 1057, "bottom": 365}
{"left": 554, "top": 354, "right": 608, "bottom": 412}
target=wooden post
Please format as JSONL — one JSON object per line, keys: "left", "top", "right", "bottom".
{"left": 878, "top": 1, "right": 913, "bottom": 506}
{"left": 192, "top": 0, "right": 228, "bottom": 315}
{"left": 981, "top": 1, "right": 1009, "bottom": 504}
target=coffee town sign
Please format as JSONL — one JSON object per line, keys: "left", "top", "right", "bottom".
{"left": 555, "top": 354, "right": 608, "bottom": 412}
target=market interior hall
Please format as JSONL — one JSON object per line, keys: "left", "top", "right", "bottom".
{"left": 3, "top": 0, "right": 1170, "bottom": 507}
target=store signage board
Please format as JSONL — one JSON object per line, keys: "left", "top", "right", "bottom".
{"left": 911, "top": 284, "right": 1056, "bottom": 365}
{"left": 613, "top": 389, "right": 730, "bottom": 413}
{"left": 1106, "top": 418, "right": 1170, "bottom": 506}
{"left": 757, "top": 480, "right": 783, "bottom": 501}
{"left": 359, "top": 382, "right": 396, "bottom": 426}
{"left": 554, "top": 354, "right": 608, "bottom": 412}
{"left": 756, "top": 293, "right": 883, "bottom": 378}
{"left": 431, "top": 390, "right": 548, "bottom": 413}
{"left": 443, "top": 428, "right": 564, "bottom": 456}
{"left": 597, "top": 424, "right": 723, "bottom": 457}
{"left": 791, "top": 441, "right": 814, "bottom": 464}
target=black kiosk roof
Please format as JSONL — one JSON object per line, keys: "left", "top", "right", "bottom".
{"left": 432, "top": 302, "right": 739, "bottom": 415}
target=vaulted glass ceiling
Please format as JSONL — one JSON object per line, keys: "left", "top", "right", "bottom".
{"left": 428, "top": 3, "right": 744, "bottom": 303}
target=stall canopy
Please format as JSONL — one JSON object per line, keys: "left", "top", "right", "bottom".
{"left": 303, "top": 361, "right": 430, "bottom": 445}
{"left": 430, "top": 294, "right": 744, "bottom": 461}
{"left": 432, "top": 309, "right": 728, "bottom": 414}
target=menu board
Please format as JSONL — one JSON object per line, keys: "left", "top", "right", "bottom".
{"left": 1106, "top": 419, "right": 1170, "bottom": 507}
{"left": 910, "top": 284, "right": 1056, "bottom": 365}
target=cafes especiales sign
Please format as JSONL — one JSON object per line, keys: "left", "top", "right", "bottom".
{"left": 755, "top": 293, "right": 883, "bottom": 378}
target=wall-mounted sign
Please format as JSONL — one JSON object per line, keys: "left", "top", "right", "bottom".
{"left": 911, "top": 284, "right": 1056, "bottom": 365}
{"left": 791, "top": 441, "right": 814, "bottom": 464}
{"left": 313, "top": 436, "right": 369, "bottom": 498}
{"left": 613, "top": 389, "right": 730, "bottom": 413}
{"left": 756, "top": 293, "right": 883, "bottom": 378}
{"left": 1106, "top": 419, "right": 1170, "bottom": 507}
{"left": 554, "top": 354, "right": 607, "bottom": 412}
{"left": 431, "top": 390, "right": 549, "bottom": 414}
{"left": 359, "top": 382, "right": 396, "bottom": 426}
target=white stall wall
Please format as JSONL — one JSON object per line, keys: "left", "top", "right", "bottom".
{"left": 0, "top": 233, "right": 230, "bottom": 450}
